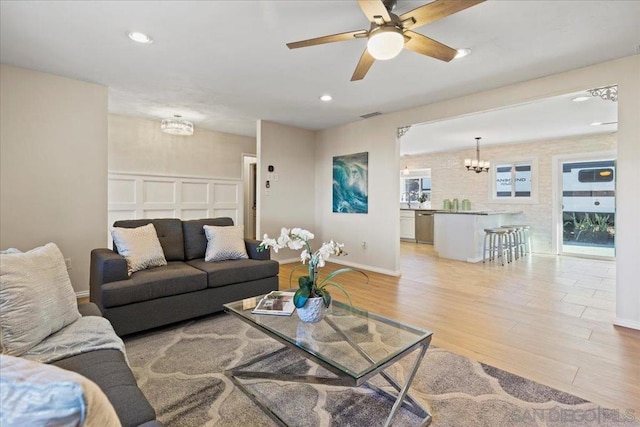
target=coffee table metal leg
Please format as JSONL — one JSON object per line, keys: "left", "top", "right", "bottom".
{"left": 383, "top": 342, "right": 430, "bottom": 427}
{"left": 225, "top": 343, "right": 432, "bottom": 426}
{"left": 324, "top": 317, "right": 430, "bottom": 420}
{"left": 225, "top": 370, "right": 288, "bottom": 427}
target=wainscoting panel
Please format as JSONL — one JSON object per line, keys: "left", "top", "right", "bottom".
{"left": 108, "top": 178, "right": 136, "bottom": 204}
{"left": 182, "top": 209, "right": 210, "bottom": 220}
{"left": 143, "top": 180, "right": 176, "bottom": 204}
{"left": 181, "top": 181, "right": 209, "bottom": 204}
{"left": 213, "top": 183, "right": 239, "bottom": 204}
{"left": 108, "top": 173, "right": 243, "bottom": 245}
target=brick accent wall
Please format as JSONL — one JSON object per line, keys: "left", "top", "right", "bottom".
{"left": 402, "top": 133, "right": 616, "bottom": 253}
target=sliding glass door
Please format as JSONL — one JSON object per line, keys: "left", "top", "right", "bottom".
{"left": 561, "top": 158, "right": 616, "bottom": 258}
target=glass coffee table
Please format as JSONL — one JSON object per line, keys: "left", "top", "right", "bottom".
{"left": 224, "top": 295, "right": 433, "bottom": 426}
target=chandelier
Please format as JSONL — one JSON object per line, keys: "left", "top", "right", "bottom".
{"left": 464, "top": 137, "right": 490, "bottom": 173}
{"left": 161, "top": 115, "right": 194, "bottom": 136}
{"left": 587, "top": 85, "right": 617, "bottom": 102}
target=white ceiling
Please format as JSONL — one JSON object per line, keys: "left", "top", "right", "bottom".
{"left": 400, "top": 89, "right": 619, "bottom": 155}
{"left": 1, "top": 1, "right": 638, "bottom": 138}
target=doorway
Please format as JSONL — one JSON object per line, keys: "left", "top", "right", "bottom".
{"left": 243, "top": 154, "right": 257, "bottom": 239}
{"left": 558, "top": 155, "right": 616, "bottom": 258}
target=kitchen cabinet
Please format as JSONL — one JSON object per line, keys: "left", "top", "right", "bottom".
{"left": 400, "top": 210, "right": 415, "bottom": 240}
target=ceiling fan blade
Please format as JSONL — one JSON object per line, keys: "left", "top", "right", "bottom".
{"left": 357, "top": 0, "right": 391, "bottom": 23}
{"left": 351, "top": 49, "right": 376, "bottom": 81}
{"left": 404, "top": 31, "right": 457, "bottom": 62}
{"left": 287, "top": 30, "right": 368, "bottom": 49}
{"left": 400, "top": 0, "right": 485, "bottom": 29}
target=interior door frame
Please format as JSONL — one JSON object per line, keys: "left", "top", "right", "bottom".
{"left": 551, "top": 150, "right": 616, "bottom": 255}
{"left": 242, "top": 153, "right": 257, "bottom": 239}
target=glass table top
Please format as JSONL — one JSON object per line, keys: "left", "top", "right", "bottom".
{"left": 224, "top": 295, "right": 433, "bottom": 380}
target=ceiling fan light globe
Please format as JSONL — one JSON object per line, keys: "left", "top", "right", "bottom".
{"left": 367, "top": 28, "right": 404, "bottom": 60}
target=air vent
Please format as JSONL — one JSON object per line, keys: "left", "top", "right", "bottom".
{"left": 360, "top": 112, "right": 382, "bottom": 119}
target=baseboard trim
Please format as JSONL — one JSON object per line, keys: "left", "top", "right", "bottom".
{"left": 329, "top": 259, "right": 401, "bottom": 277}
{"left": 75, "top": 290, "right": 90, "bottom": 299}
{"left": 275, "top": 257, "right": 300, "bottom": 264}
{"left": 275, "top": 257, "right": 400, "bottom": 277}
{"left": 614, "top": 317, "right": 640, "bottom": 331}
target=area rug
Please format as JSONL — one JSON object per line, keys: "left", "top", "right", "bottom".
{"left": 124, "top": 313, "right": 629, "bottom": 427}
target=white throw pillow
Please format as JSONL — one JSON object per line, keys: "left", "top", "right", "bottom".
{"left": 204, "top": 225, "right": 248, "bottom": 262}
{"left": 0, "top": 243, "right": 81, "bottom": 357}
{"left": 0, "top": 354, "right": 121, "bottom": 427}
{"left": 111, "top": 223, "right": 167, "bottom": 275}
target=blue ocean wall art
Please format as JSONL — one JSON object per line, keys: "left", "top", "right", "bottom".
{"left": 333, "top": 152, "right": 368, "bottom": 214}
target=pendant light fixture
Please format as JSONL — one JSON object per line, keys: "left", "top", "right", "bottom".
{"left": 464, "top": 137, "right": 490, "bottom": 173}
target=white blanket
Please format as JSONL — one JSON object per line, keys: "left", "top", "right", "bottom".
{"left": 22, "top": 316, "right": 126, "bottom": 365}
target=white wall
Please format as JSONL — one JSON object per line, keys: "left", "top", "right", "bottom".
{"left": 0, "top": 64, "right": 108, "bottom": 295}
{"left": 403, "top": 133, "right": 617, "bottom": 254}
{"left": 257, "top": 120, "right": 316, "bottom": 263}
{"left": 314, "top": 55, "right": 640, "bottom": 329}
{"left": 315, "top": 123, "right": 401, "bottom": 275}
{"left": 109, "top": 114, "right": 255, "bottom": 179}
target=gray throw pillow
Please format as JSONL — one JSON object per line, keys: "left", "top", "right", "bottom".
{"left": 0, "top": 243, "right": 81, "bottom": 356}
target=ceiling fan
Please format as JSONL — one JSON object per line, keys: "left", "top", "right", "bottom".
{"left": 287, "top": 0, "right": 485, "bottom": 81}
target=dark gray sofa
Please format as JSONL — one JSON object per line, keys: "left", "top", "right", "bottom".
{"left": 90, "top": 217, "right": 279, "bottom": 336}
{"left": 52, "top": 302, "right": 161, "bottom": 427}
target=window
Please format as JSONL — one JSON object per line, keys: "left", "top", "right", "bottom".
{"left": 491, "top": 161, "right": 535, "bottom": 201}
{"left": 400, "top": 177, "right": 431, "bottom": 202}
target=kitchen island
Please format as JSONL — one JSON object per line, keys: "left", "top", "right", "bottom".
{"left": 433, "top": 210, "right": 522, "bottom": 262}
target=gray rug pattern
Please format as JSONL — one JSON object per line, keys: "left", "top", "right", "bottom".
{"left": 124, "top": 313, "right": 630, "bottom": 427}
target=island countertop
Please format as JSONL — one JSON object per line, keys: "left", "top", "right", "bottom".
{"left": 433, "top": 210, "right": 522, "bottom": 215}
{"left": 433, "top": 210, "right": 523, "bottom": 263}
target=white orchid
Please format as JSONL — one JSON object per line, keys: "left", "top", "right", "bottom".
{"left": 258, "top": 227, "right": 365, "bottom": 310}
{"left": 259, "top": 228, "right": 347, "bottom": 268}
{"left": 261, "top": 235, "right": 279, "bottom": 252}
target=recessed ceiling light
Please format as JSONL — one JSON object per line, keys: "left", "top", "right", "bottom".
{"left": 572, "top": 96, "right": 591, "bottom": 102}
{"left": 128, "top": 32, "right": 153, "bottom": 44}
{"left": 320, "top": 94, "right": 333, "bottom": 102}
{"left": 454, "top": 48, "right": 471, "bottom": 59}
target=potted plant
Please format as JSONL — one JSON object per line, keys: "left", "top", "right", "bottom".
{"left": 418, "top": 192, "right": 428, "bottom": 208}
{"left": 258, "top": 227, "right": 367, "bottom": 322}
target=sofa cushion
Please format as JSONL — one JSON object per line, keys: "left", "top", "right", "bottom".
{"left": 113, "top": 219, "right": 185, "bottom": 262}
{"left": 1, "top": 354, "right": 121, "bottom": 427}
{"left": 53, "top": 349, "right": 156, "bottom": 427}
{"left": 101, "top": 262, "right": 207, "bottom": 308}
{"left": 186, "top": 258, "right": 279, "bottom": 288}
{"left": 112, "top": 224, "right": 168, "bottom": 275}
{"left": 182, "top": 217, "right": 234, "bottom": 260}
{"left": 0, "top": 243, "right": 81, "bottom": 357}
{"left": 204, "top": 225, "right": 248, "bottom": 262}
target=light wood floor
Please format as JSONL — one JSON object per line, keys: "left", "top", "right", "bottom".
{"left": 278, "top": 242, "right": 640, "bottom": 413}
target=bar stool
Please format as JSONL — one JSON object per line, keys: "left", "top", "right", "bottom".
{"left": 500, "top": 225, "right": 524, "bottom": 260}
{"left": 483, "top": 228, "right": 513, "bottom": 266}
{"left": 502, "top": 224, "right": 532, "bottom": 256}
